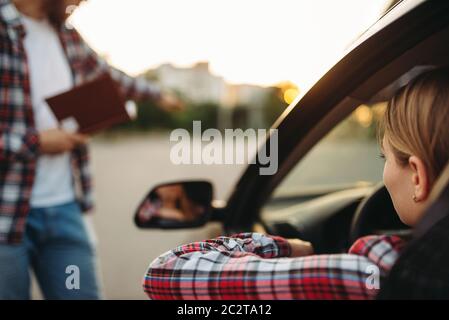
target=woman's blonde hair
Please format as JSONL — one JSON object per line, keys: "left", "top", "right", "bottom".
{"left": 379, "top": 67, "right": 449, "bottom": 184}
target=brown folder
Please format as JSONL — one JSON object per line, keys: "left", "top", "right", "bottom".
{"left": 46, "top": 73, "right": 131, "bottom": 134}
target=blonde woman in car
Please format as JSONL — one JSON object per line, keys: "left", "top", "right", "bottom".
{"left": 143, "top": 67, "right": 449, "bottom": 300}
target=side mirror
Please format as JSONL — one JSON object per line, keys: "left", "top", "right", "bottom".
{"left": 134, "top": 180, "right": 213, "bottom": 229}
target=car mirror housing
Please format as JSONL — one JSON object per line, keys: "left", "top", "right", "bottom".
{"left": 134, "top": 180, "right": 214, "bottom": 229}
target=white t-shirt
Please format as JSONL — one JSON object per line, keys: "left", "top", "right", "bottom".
{"left": 22, "top": 15, "right": 76, "bottom": 208}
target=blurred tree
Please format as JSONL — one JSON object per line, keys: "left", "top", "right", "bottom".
{"left": 113, "top": 99, "right": 174, "bottom": 132}
{"left": 172, "top": 102, "right": 219, "bottom": 131}
{"left": 231, "top": 105, "right": 249, "bottom": 129}
{"left": 110, "top": 97, "right": 219, "bottom": 133}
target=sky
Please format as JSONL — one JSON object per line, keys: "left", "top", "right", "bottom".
{"left": 70, "top": 0, "right": 388, "bottom": 90}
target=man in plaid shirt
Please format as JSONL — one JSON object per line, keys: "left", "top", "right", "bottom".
{"left": 143, "top": 233, "right": 405, "bottom": 299}
{"left": 0, "top": 0, "right": 180, "bottom": 299}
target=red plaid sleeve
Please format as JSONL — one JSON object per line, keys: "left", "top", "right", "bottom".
{"left": 143, "top": 233, "right": 405, "bottom": 300}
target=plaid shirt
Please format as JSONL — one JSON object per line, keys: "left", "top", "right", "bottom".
{"left": 0, "top": 0, "right": 161, "bottom": 244}
{"left": 143, "top": 233, "right": 405, "bottom": 300}
{"left": 378, "top": 177, "right": 449, "bottom": 299}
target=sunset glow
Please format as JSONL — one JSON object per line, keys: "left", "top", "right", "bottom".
{"left": 70, "top": 0, "right": 387, "bottom": 90}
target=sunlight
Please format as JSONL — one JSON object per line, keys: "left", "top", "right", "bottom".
{"left": 283, "top": 88, "right": 300, "bottom": 105}
{"left": 69, "top": 0, "right": 387, "bottom": 89}
{"left": 354, "top": 105, "right": 374, "bottom": 128}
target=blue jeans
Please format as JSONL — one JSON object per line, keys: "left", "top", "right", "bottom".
{"left": 0, "top": 201, "right": 101, "bottom": 300}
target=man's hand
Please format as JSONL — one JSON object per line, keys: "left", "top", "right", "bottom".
{"left": 287, "top": 238, "right": 314, "bottom": 257}
{"left": 158, "top": 92, "right": 184, "bottom": 112}
{"left": 39, "top": 129, "right": 88, "bottom": 154}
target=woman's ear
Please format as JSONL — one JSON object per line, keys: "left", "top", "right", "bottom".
{"left": 408, "top": 156, "right": 430, "bottom": 202}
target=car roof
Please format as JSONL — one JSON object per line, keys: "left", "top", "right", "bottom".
{"left": 348, "top": 0, "right": 426, "bottom": 52}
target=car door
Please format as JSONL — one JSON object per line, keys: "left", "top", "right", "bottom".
{"left": 222, "top": 0, "right": 449, "bottom": 241}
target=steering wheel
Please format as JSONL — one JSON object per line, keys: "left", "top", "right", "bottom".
{"left": 350, "top": 183, "right": 410, "bottom": 244}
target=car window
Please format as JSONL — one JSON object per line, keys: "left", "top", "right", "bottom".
{"left": 269, "top": 102, "right": 387, "bottom": 204}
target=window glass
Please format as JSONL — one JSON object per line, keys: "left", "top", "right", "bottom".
{"left": 271, "top": 103, "right": 387, "bottom": 201}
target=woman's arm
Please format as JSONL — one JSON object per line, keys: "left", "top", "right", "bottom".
{"left": 143, "top": 233, "right": 404, "bottom": 300}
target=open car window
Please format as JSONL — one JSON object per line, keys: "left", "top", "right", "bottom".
{"left": 269, "top": 102, "right": 387, "bottom": 205}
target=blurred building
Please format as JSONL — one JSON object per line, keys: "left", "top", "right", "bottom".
{"left": 145, "top": 62, "right": 271, "bottom": 128}
{"left": 152, "top": 62, "right": 227, "bottom": 105}
{"left": 223, "top": 83, "right": 269, "bottom": 128}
